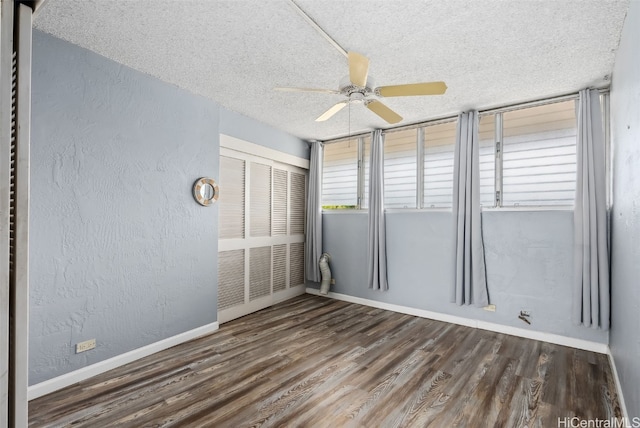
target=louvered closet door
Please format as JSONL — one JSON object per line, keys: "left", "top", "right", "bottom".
{"left": 219, "top": 157, "right": 245, "bottom": 239}
{"left": 218, "top": 146, "right": 307, "bottom": 324}
{"left": 0, "top": 4, "right": 12, "bottom": 423}
{"left": 1, "top": 3, "right": 31, "bottom": 426}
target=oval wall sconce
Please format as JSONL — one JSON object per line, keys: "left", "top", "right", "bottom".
{"left": 193, "top": 177, "right": 219, "bottom": 206}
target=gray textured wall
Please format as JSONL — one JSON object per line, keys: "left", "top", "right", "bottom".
{"left": 29, "top": 31, "right": 307, "bottom": 385}
{"left": 318, "top": 210, "right": 608, "bottom": 343}
{"left": 610, "top": 0, "right": 640, "bottom": 418}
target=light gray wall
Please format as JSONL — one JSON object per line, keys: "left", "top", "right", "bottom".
{"left": 219, "top": 107, "right": 309, "bottom": 159}
{"left": 610, "top": 0, "right": 640, "bottom": 418}
{"left": 317, "top": 210, "right": 608, "bottom": 343}
{"left": 29, "top": 31, "right": 308, "bottom": 385}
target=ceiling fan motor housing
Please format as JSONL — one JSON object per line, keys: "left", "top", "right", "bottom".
{"left": 339, "top": 75, "right": 375, "bottom": 99}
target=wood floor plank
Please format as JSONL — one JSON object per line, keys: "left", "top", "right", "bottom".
{"left": 378, "top": 366, "right": 450, "bottom": 428}
{"left": 502, "top": 376, "right": 543, "bottom": 427}
{"left": 29, "top": 294, "right": 622, "bottom": 427}
{"left": 455, "top": 354, "right": 519, "bottom": 426}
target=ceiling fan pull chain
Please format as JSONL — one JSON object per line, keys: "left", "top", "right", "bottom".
{"left": 349, "top": 100, "right": 351, "bottom": 141}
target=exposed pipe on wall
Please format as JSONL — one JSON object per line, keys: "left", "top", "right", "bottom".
{"left": 319, "top": 253, "right": 332, "bottom": 295}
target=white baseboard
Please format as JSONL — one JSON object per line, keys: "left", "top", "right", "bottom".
{"left": 28, "top": 321, "right": 219, "bottom": 401}
{"left": 305, "top": 288, "right": 608, "bottom": 354}
{"left": 274, "top": 284, "right": 307, "bottom": 303}
{"left": 607, "top": 348, "right": 630, "bottom": 422}
{"left": 218, "top": 284, "right": 306, "bottom": 324}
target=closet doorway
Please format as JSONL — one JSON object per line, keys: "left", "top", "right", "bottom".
{"left": 217, "top": 135, "right": 308, "bottom": 323}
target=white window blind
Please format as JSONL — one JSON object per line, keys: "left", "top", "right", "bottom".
{"left": 250, "top": 162, "right": 271, "bottom": 236}
{"left": 423, "top": 122, "right": 456, "bottom": 208}
{"left": 322, "top": 140, "right": 358, "bottom": 208}
{"left": 502, "top": 100, "right": 577, "bottom": 206}
{"left": 219, "top": 156, "right": 245, "bottom": 239}
{"left": 384, "top": 129, "right": 417, "bottom": 208}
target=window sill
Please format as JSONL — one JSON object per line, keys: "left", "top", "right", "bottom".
{"left": 385, "top": 208, "right": 452, "bottom": 213}
{"left": 322, "top": 209, "right": 368, "bottom": 214}
{"left": 322, "top": 206, "right": 575, "bottom": 214}
{"left": 481, "top": 205, "right": 574, "bottom": 212}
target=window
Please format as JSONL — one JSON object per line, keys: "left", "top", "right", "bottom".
{"left": 501, "top": 100, "right": 577, "bottom": 206}
{"left": 481, "top": 99, "right": 578, "bottom": 207}
{"left": 384, "top": 129, "right": 417, "bottom": 208}
{"left": 322, "top": 139, "right": 359, "bottom": 209}
{"left": 423, "top": 122, "right": 456, "bottom": 208}
{"left": 322, "top": 137, "right": 370, "bottom": 209}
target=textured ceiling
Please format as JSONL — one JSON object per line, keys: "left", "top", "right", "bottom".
{"left": 34, "top": 0, "right": 629, "bottom": 141}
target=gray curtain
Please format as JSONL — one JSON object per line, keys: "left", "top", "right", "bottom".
{"left": 573, "top": 89, "right": 609, "bottom": 329}
{"left": 452, "top": 111, "right": 489, "bottom": 307}
{"left": 368, "top": 130, "right": 388, "bottom": 291}
{"left": 305, "top": 141, "right": 323, "bottom": 282}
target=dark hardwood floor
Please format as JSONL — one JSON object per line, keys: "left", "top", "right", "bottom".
{"left": 29, "top": 294, "right": 621, "bottom": 427}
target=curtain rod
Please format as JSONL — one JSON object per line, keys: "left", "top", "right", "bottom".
{"left": 322, "top": 88, "right": 609, "bottom": 145}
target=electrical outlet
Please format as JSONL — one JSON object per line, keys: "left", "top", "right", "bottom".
{"left": 76, "top": 339, "right": 96, "bottom": 353}
{"left": 330, "top": 278, "right": 336, "bottom": 285}
{"left": 483, "top": 304, "right": 496, "bottom": 312}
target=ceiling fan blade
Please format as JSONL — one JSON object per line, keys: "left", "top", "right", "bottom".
{"left": 275, "top": 87, "right": 341, "bottom": 94}
{"left": 366, "top": 100, "right": 403, "bottom": 124}
{"left": 376, "top": 81, "right": 447, "bottom": 97}
{"left": 348, "top": 51, "right": 369, "bottom": 87}
{"left": 316, "top": 101, "right": 349, "bottom": 122}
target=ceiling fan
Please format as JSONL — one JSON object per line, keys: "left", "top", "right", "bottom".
{"left": 276, "top": 51, "right": 447, "bottom": 124}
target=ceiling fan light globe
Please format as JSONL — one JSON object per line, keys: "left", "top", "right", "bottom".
{"left": 349, "top": 92, "right": 365, "bottom": 103}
